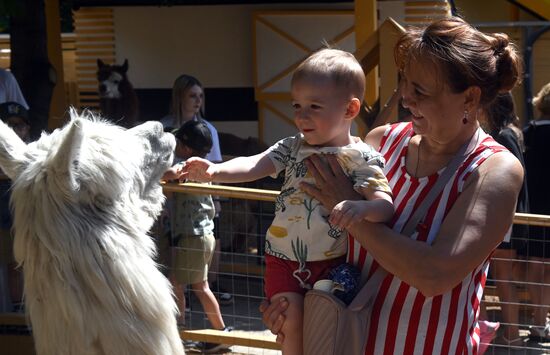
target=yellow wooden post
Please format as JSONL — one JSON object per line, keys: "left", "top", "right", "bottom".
{"left": 355, "top": 0, "right": 377, "bottom": 135}
{"left": 45, "top": 0, "right": 67, "bottom": 130}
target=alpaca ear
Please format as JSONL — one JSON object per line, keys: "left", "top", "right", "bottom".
{"left": 97, "top": 58, "right": 105, "bottom": 68}
{"left": 121, "top": 59, "right": 129, "bottom": 73}
{"left": 0, "top": 120, "right": 29, "bottom": 180}
{"left": 52, "top": 114, "right": 85, "bottom": 191}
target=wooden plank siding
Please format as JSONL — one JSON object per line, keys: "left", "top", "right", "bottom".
{"left": 73, "top": 7, "right": 116, "bottom": 111}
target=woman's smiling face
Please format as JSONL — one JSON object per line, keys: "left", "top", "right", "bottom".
{"left": 401, "top": 58, "right": 470, "bottom": 144}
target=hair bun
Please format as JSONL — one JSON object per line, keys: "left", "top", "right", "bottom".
{"left": 491, "top": 33, "right": 522, "bottom": 93}
{"left": 491, "top": 33, "right": 509, "bottom": 56}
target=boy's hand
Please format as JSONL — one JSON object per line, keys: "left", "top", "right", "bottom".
{"left": 329, "top": 200, "right": 370, "bottom": 229}
{"left": 180, "top": 157, "right": 217, "bottom": 182}
{"left": 162, "top": 167, "right": 180, "bottom": 181}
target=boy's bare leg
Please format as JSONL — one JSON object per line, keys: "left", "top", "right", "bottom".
{"left": 271, "top": 292, "right": 303, "bottom": 355}
{"left": 192, "top": 280, "right": 225, "bottom": 330}
{"left": 170, "top": 275, "right": 186, "bottom": 326}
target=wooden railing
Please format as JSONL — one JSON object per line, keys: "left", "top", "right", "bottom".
{"left": 163, "top": 182, "right": 550, "bottom": 227}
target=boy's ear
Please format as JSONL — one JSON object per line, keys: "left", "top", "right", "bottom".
{"left": 345, "top": 98, "right": 362, "bottom": 120}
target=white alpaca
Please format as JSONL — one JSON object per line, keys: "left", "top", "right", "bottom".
{"left": 0, "top": 110, "right": 184, "bottom": 355}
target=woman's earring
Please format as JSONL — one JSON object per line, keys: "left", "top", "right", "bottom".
{"left": 462, "top": 110, "right": 469, "bottom": 125}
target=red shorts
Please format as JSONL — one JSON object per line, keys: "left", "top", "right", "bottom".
{"left": 264, "top": 254, "right": 346, "bottom": 300}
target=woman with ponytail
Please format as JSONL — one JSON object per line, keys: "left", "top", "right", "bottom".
{"left": 261, "top": 17, "right": 525, "bottom": 354}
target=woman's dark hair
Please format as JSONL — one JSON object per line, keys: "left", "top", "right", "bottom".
{"left": 395, "top": 17, "right": 523, "bottom": 107}
{"left": 174, "top": 120, "right": 213, "bottom": 158}
{"left": 486, "top": 92, "right": 518, "bottom": 131}
{"left": 485, "top": 92, "right": 524, "bottom": 150}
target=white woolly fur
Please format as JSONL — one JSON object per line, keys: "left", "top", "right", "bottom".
{"left": 0, "top": 109, "right": 184, "bottom": 355}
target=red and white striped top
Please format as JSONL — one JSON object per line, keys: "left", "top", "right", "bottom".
{"left": 347, "top": 122, "right": 508, "bottom": 355}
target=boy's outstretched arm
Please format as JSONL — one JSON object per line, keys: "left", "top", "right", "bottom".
{"left": 329, "top": 189, "right": 394, "bottom": 229}
{"left": 181, "top": 152, "right": 277, "bottom": 183}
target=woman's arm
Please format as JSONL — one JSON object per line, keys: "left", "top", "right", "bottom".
{"left": 301, "top": 152, "right": 523, "bottom": 297}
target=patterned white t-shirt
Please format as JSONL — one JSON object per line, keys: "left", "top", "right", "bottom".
{"left": 265, "top": 134, "right": 391, "bottom": 262}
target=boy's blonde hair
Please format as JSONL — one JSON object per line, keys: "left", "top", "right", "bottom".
{"left": 291, "top": 48, "right": 366, "bottom": 103}
{"left": 533, "top": 82, "right": 550, "bottom": 117}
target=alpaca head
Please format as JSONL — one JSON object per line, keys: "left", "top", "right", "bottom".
{"left": 0, "top": 109, "right": 175, "bottom": 262}
{"left": 97, "top": 59, "right": 131, "bottom": 99}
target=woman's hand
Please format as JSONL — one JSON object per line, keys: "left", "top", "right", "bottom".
{"left": 300, "top": 154, "right": 362, "bottom": 210}
{"left": 258, "top": 298, "right": 289, "bottom": 344}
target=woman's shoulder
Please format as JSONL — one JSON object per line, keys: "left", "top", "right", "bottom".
{"left": 365, "top": 122, "right": 413, "bottom": 150}
{"left": 474, "top": 150, "right": 524, "bottom": 199}
{"left": 0, "top": 68, "right": 12, "bottom": 81}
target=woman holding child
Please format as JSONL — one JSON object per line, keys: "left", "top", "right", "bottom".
{"left": 261, "top": 17, "right": 524, "bottom": 354}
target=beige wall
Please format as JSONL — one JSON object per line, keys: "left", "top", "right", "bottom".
{"left": 113, "top": 3, "right": 352, "bottom": 89}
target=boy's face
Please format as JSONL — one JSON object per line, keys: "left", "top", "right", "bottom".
{"left": 6, "top": 116, "right": 30, "bottom": 141}
{"left": 175, "top": 139, "right": 192, "bottom": 160}
{"left": 291, "top": 78, "right": 354, "bottom": 147}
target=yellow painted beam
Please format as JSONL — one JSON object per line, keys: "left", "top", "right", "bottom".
{"left": 513, "top": 0, "right": 550, "bottom": 20}
{"left": 181, "top": 329, "right": 281, "bottom": 350}
{"left": 355, "top": 0, "right": 378, "bottom": 136}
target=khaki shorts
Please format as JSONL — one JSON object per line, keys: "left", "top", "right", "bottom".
{"left": 172, "top": 233, "right": 215, "bottom": 285}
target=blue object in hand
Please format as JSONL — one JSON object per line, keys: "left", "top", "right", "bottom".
{"left": 328, "top": 263, "right": 361, "bottom": 305}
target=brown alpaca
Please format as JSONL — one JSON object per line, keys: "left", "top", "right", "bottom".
{"left": 97, "top": 59, "right": 139, "bottom": 128}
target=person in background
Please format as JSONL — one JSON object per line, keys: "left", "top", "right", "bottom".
{"left": 162, "top": 119, "right": 232, "bottom": 353}
{"left": 260, "top": 17, "right": 524, "bottom": 354}
{"left": 0, "top": 68, "right": 29, "bottom": 313}
{"left": 160, "top": 74, "right": 232, "bottom": 304}
{"left": 0, "top": 102, "right": 30, "bottom": 313}
{"left": 523, "top": 82, "right": 550, "bottom": 341}
{"left": 478, "top": 92, "right": 528, "bottom": 351}
{"left": 0, "top": 68, "right": 28, "bottom": 110}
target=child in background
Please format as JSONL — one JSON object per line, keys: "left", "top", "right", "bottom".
{"left": 181, "top": 49, "right": 394, "bottom": 354}
{"left": 162, "top": 120, "right": 231, "bottom": 354}
{"left": 0, "top": 102, "right": 30, "bottom": 312}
